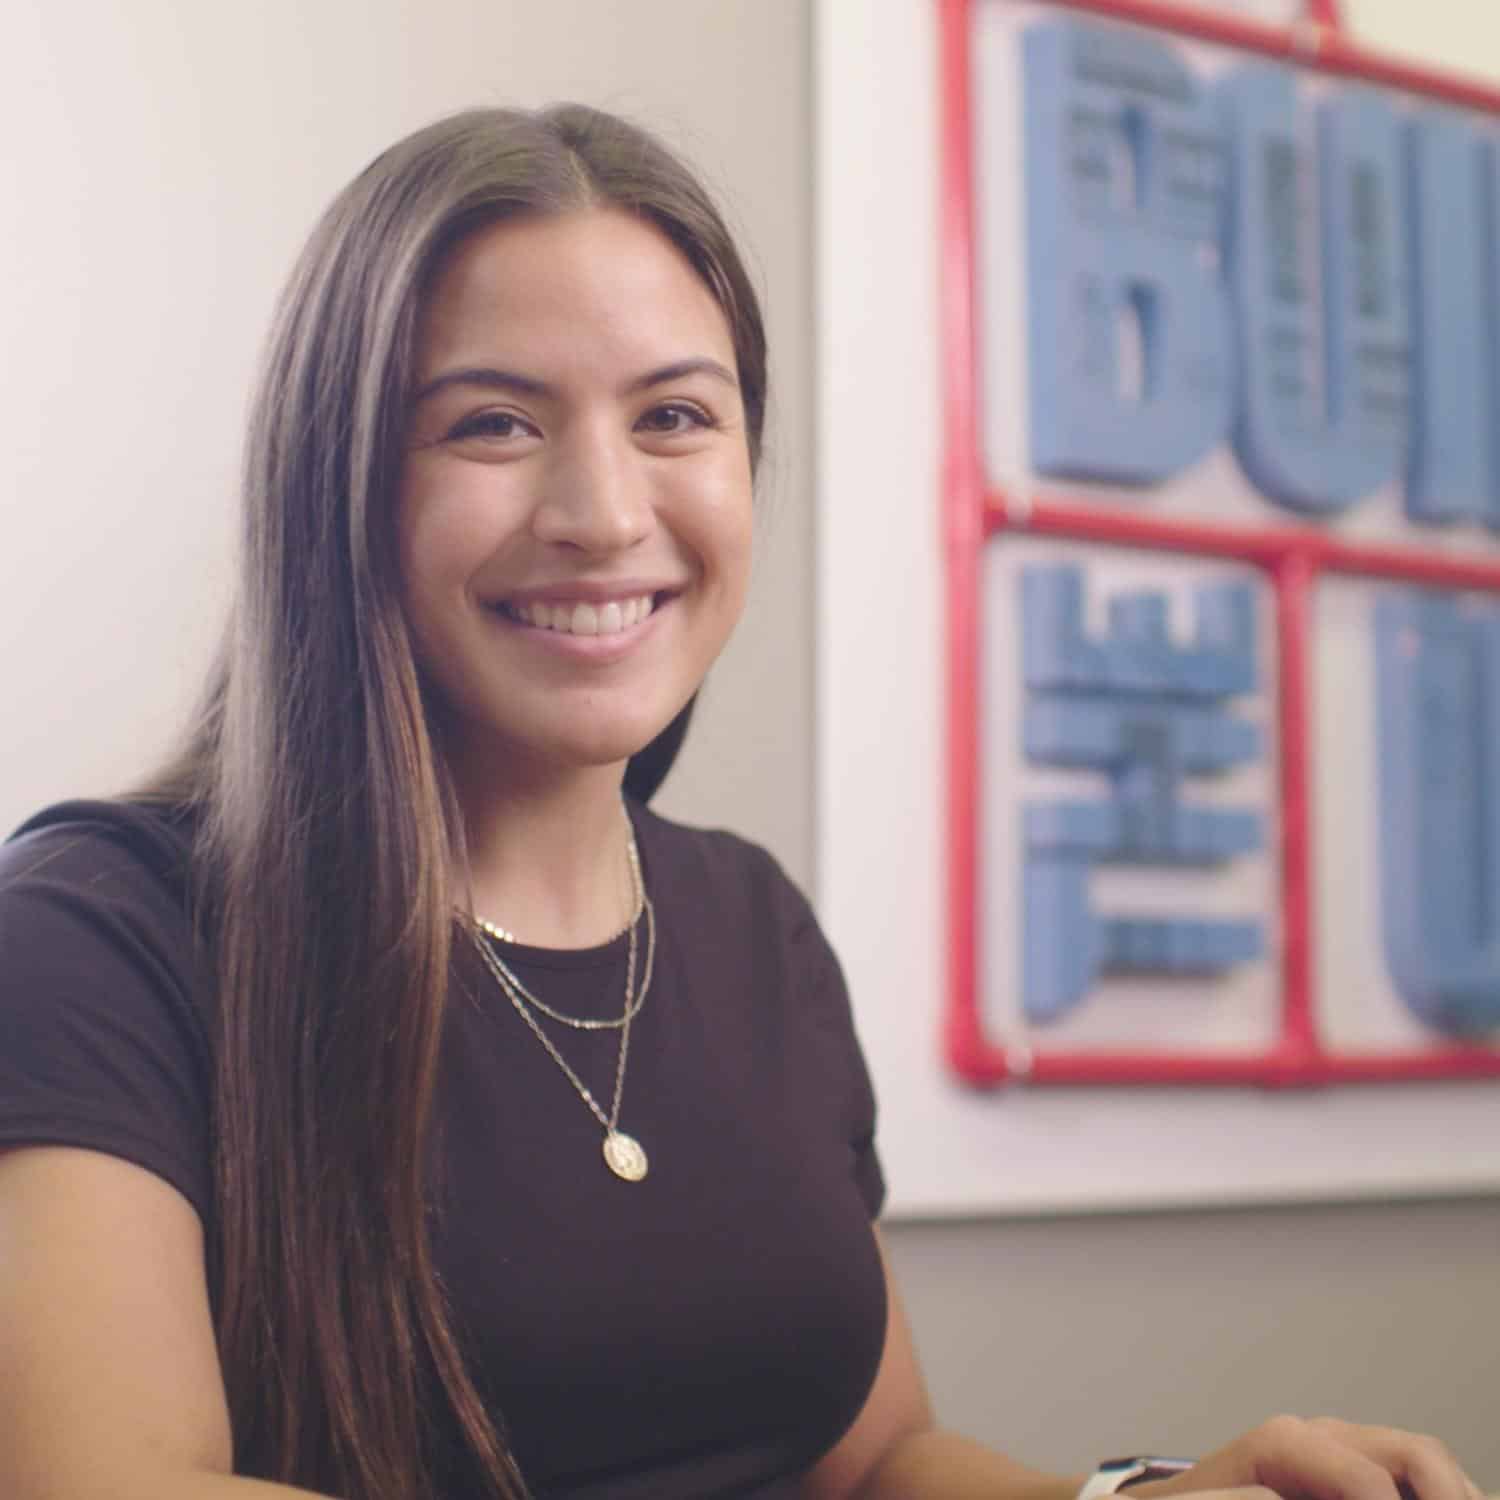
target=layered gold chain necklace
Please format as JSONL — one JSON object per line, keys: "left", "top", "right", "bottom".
{"left": 470, "top": 809, "right": 654, "bottom": 1182}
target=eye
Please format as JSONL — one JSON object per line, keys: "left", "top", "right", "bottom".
{"left": 446, "top": 408, "right": 538, "bottom": 443}
{"left": 635, "top": 401, "right": 715, "bottom": 436}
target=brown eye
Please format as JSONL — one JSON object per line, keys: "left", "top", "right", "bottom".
{"left": 636, "top": 402, "right": 713, "bottom": 435}
{"left": 449, "top": 409, "right": 536, "bottom": 442}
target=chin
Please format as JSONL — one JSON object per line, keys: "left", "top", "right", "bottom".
{"left": 443, "top": 682, "right": 703, "bottom": 783}
{"left": 539, "top": 717, "right": 689, "bottom": 776}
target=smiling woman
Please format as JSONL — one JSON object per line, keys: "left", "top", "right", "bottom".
{"left": 398, "top": 209, "right": 754, "bottom": 802}
{"left": 0, "top": 103, "right": 886, "bottom": 1500}
{"left": 0, "top": 102, "right": 1488, "bottom": 1500}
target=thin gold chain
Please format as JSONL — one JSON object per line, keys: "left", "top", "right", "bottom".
{"left": 475, "top": 813, "right": 644, "bottom": 949}
{"left": 472, "top": 822, "right": 650, "bottom": 1030}
{"left": 475, "top": 894, "right": 655, "bottom": 1135}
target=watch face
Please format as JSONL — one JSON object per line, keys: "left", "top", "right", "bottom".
{"left": 1117, "top": 1460, "right": 1196, "bottom": 1489}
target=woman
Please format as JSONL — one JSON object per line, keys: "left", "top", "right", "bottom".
{"left": 0, "top": 105, "right": 1484, "bottom": 1500}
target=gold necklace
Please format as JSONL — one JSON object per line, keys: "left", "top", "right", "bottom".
{"left": 468, "top": 807, "right": 652, "bottom": 1181}
{"left": 474, "top": 827, "right": 651, "bottom": 1031}
{"left": 474, "top": 899, "right": 653, "bottom": 1182}
{"left": 475, "top": 824, "right": 645, "bottom": 950}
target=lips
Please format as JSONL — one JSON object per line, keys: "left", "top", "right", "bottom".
{"left": 499, "top": 592, "right": 660, "bottom": 637}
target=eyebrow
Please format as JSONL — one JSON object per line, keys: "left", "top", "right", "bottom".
{"left": 411, "top": 356, "right": 739, "bottom": 405}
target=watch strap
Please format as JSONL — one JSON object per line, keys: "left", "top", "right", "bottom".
{"left": 1076, "top": 1457, "right": 1196, "bottom": 1500}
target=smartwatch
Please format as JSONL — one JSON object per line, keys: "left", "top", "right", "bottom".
{"left": 1075, "top": 1457, "right": 1196, "bottom": 1500}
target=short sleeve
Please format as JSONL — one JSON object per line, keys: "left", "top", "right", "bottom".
{"left": 782, "top": 873, "right": 887, "bottom": 1221}
{"left": 0, "top": 804, "right": 213, "bottom": 1217}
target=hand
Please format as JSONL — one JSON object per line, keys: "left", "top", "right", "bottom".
{"left": 1132, "top": 1418, "right": 1485, "bottom": 1500}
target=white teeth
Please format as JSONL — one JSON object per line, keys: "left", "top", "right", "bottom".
{"left": 511, "top": 593, "right": 657, "bottom": 636}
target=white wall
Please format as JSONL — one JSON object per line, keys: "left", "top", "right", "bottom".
{"left": 0, "top": 0, "right": 816, "bottom": 879}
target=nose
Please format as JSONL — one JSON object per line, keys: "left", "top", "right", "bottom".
{"left": 531, "top": 419, "right": 654, "bottom": 554}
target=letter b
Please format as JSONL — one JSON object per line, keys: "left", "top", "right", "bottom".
{"left": 1016, "top": 21, "right": 1233, "bottom": 486}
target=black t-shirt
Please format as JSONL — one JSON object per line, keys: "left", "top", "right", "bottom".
{"left": 0, "top": 798, "right": 886, "bottom": 1499}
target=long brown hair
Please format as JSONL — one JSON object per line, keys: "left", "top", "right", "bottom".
{"left": 143, "top": 105, "right": 767, "bottom": 1499}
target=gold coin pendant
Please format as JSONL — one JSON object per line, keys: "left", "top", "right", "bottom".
{"left": 603, "top": 1130, "right": 648, "bottom": 1182}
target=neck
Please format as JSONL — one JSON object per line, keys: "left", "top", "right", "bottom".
{"left": 452, "top": 756, "right": 637, "bottom": 950}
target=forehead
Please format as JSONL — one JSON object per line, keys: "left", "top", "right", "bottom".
{"left": 413, "top": 208, "right": 736, "bottom": 378}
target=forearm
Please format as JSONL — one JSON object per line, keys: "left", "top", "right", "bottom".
{"left": 10, "top": 1456, "right": 335, "bottom": 1500}
{"left": 170, "top": 1478, "right": 335, "bottom": 1500}
{"left": 853, "top": 1427, "right": 1082, "bottom": 1500}
{"left": 100, "top": 1474, "right": 335, "bottom": 1500}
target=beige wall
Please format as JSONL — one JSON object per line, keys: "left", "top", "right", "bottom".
{"left": 0, "top": 0, "right": 814, "bottom": 878}
{"left": 1350, "top": 0, "right": 1500, "bottom": 81}
{"left": 1, "top": 0, "right": 1495, "bottom": 1488}
{"left": 886, "top": 1200, "right": 1500, "bottom": 1484}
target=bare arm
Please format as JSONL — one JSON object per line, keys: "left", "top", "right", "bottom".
{"left": 803, "top": 1231, "right": 1486, "bottom": 1500}
{"left": 801, "top": 1232, "right": 1082, "bottom": 1500}
{"left": 0, "top": 1146, "right": 333, "bottom": 1500}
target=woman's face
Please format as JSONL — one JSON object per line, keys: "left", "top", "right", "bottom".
{"left": 397, "top": 208, "right": 754, "bottom": 784}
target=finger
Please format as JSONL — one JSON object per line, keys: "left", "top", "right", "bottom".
{"left": 1136, "top": 1490, "right": 1281, "bottom": 1500}
{"left": 1200, "top": 1488, "right": 1283, "bottom": 1500}
{"left": 1176, "top": 1414, "right": 1402, "bottom": 1500}
{"left": 1250, "top": 1417, "right": 1403, "bottom": 1500}
{"left": 1305, "top": 1420, "right": 1476, "bottom": 1500}
{"left": 1131, "top": 1484, "right": 1278, "bottom": 1500}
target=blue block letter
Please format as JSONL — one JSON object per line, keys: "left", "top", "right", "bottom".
{"left": 1021, "top": 22, "right": 1232, "bottom": 486}
{"left": 1219, "top": 68, "right": 1409, "bottom": 514}
{"left": 1375, "top": 594, "right": 1500, "bottom": 1034}
{"left": 1406, "top": 115, "right": 1497, "bottom": 526}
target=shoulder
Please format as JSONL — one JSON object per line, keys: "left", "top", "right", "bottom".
{"left": 0, "top": 800, "right": 214, "bottom": 1216}
{"left": 1, "top": 798, "right": 196, "bottom": 908}
{"left": 628, "top": 799, "right": 817, "bottom": 936}
{"left": 628, "top": 800, "right": 852, "bottom": 1028}
{"left": 0, "top": 796, "right": 203, "bottom": 1020}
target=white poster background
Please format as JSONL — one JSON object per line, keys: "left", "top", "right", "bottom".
{"left": 815, "top": 0, "right": 1500, "bottom": 1217}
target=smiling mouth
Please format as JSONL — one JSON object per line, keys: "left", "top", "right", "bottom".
{"left": 498, "top": 592, "right": 665, "bottom": 637}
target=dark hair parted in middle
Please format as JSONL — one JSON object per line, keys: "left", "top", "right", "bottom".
{"left": 142, "top": 104, "right": 768, "bottom": 1500}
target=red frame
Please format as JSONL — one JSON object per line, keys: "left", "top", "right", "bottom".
{"left": 939, "top": 0, "right": 1500, "bottom": 1086}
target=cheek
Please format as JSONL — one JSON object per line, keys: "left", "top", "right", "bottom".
{"left": 393, "top": 495, "right": 478, "bottom": 690}
{"left": 691, "top": 460, "right": 755, "bottom": 583}
{"left": 725, "top": 482, "right": 757, "bottom": 602}
{"left": 397, "top": 484, "right": 487, "bottom": 610}
{"left": 725, "top": 508, "right": 754, "bottom": 604}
